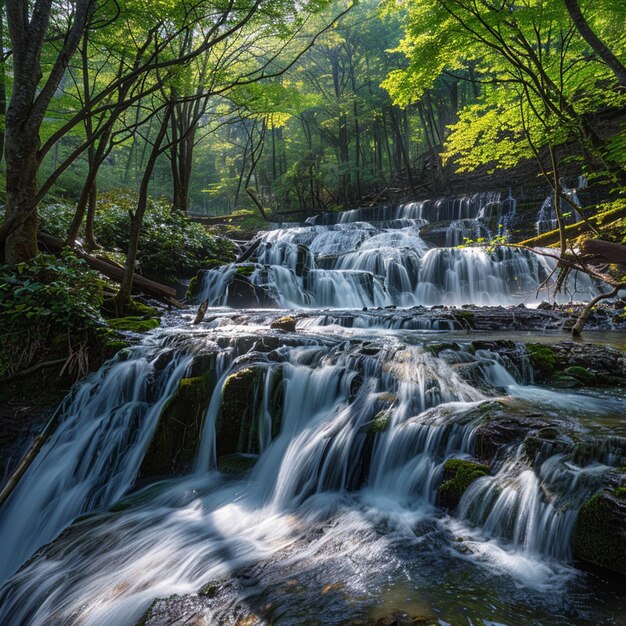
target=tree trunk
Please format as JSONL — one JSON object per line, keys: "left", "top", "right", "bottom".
{"left": 116, "top": 107, "right": 172, "bottom": 310}
{"left": 3, "top": 130, "right": 40, "bottom": 263}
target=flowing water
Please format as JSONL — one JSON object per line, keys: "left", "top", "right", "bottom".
{"left": 0, "top": 193, "right": 624, "bottom": 626}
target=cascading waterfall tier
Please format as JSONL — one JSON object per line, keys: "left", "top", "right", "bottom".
{"left": 197, "top": 191, "right": 599, "bottom": 309}
{"left": 0, "top": 322, "right": 624, "bottom": 625}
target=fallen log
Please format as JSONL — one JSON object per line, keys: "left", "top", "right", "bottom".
{"left": 38, "top": 232, "right": 184, "bottom": 307}
{"left": 235, "top": 237, "right": 261, "bottom": 263}
{"left": 581, "top": 239, "right": 626, "bottom": 264}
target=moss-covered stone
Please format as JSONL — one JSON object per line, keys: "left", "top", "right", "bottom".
{"left": 564, "top": 366, "right": 599, "bottom": 385}
{"left": 270, "top": 315, "right": 297, "bottom": 332}
{"left": 364, "top": 409, "right": 391, "bottom": 434}
{"left": 140, "top": 373, "right": 214, "bottom": 478}
{"left": 102, "top": 296, "right": 159, "bottom": 319}
{"left": 216, "top": 365, "right": 283, "bottom": 458}
{"left": 438, "top": 458, "right": 490, "bottom": 510}
{"left": 218, "top": 453, "right": 258, "bottom": 476}
{"left": 526, "top": 343, "right": 558, "bottom": 378}
{"left": 185, "top": 273, "right": 200, "bottom": 299}
{"left": 572, "top": 489, "right": 626, "bottom": 575}
{"left": 235, "top": 263, "right": 256, "bottom": 277}
{"left": 551, "top": 373, "right": 581, "bottom": 389}
{"left": 107, "top": 316, "right": 160, "bottom": 333}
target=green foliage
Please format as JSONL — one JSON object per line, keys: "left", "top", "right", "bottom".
{"left": 39, "top": 193, "right": 237, "bottom": 278}
{"left": 0, "top": 251, "right": 103, "bottom": 330}
{"left": 0, "top": 252, "right": 105, "bottom": 377}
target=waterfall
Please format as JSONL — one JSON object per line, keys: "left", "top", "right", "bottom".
{"left": 197, "top": 191, "right": 599, "bottom": 309}
{"left": 1, "top": 188, "right": 622, "bottom": 625}
{"left": 0, "top": 326, "right": 621, "bottom": 625}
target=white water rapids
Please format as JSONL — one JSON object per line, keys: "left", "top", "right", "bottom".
{"left": 0, "top": 192, "right": 624, "bottom": 625}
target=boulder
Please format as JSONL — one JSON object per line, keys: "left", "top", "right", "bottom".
{"left": 140, "top": 373, "right": 214, "bottom": 478}
{"left": 572, "top": 486, "right": 626, "bottom": 576}
{"left": 270, "top": 315, "right": 297, "bottom": 332}
{"left": 216, "top": 366, "right": 283, "bottom": 458}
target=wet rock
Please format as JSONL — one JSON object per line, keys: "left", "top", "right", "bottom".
{"left": 226, "top": 275, "right": 279, "bottom": 309}
{"left": 270, "top": 315, "right": 297, "bottom": 332}
{"left": 472, "top": 400, "right": 551, "bottom": 460}
{"left": 438, "top": 458, "right": 490, "bottom": 510}
{"left": 364, "top": 409, "right": 392, "bottom": 434}
{"left": 218, "top": 453, "right": 258, "bottom": 476}
{"left": 216, "top": 366, "right": 283, "bottom": 457}
{"left": 374, "top": 611, "right": 437, "bottom": 625}
{"left": 140, "top": 373, "right": 214, "bottom": 479}
{"left": 572, "top": 485, "right": 626, "bottom": 576}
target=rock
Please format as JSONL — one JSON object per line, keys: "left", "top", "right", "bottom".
{"left": 226, "top": 275, "right": 278, "bottom": 308}
{"left": 270, "top": 315, "right": 297, "bottom": 332}
{"left": 216, "top": 366, "right": 283, "bottom": 458}
{"left": 107, "top": 316, "right": 160, "bottom": 333}
{"left": 218, "top": 453, "right": 258, "bottom": 476}
{"left": 471, "top": 400, "right": 551, "bottom": 460}
{"left": 364, "top": 409, "right": 392, "bottom": 434}
{"left": 572, "top": 487, "right": 626, "bottom": 576}
{"left": 438, "top": 458, "right": 490, "bottom": 510}
{"left": 140, "top": 374, "right": 214, "bottom": 478}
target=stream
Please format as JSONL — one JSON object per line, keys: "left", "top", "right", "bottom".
{"left": 0, "top": 192, "right": 625, "bottom": 625}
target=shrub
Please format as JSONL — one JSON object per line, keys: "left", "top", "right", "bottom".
{"left": 39, "top": 193, "right": 237, "bottom": 279}
{"left": 0, "top": 251, "right": 104, "bottom": 377}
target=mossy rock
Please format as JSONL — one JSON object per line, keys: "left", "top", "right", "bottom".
{"left": 572, "top": 489, "right": 626, "bottom": 575}
{"left": 551, "top": 373, "right": 581, "bottom": 389}
{"left": 438, "top": 458, "right": 490, "bottom": 510}
{"left": 234, "top": 263, "right": 257, "bottom": 277}
{"left": 425, "top": 342, "right": 461, "bottom": 356}
{"left": 216, "top": 366, "right": 283, "bottom": 457}
{"left": 526, "top": 343, "right": 558, "bottom": 379}
{"left": 364, "top": 409, "right": 391, "bottom": 434}
{"left": 218, "top": 453, "right": 258, "bottom": 476}
{"left": 564, "top": 366, "right": 599, "bottom": 385}
{"left": 140, "top": 373, "right": 214, "bottom": 478}
{"left": 270, "top": 315, "right": 297, "bottom": 332}
{"left": 107, "top": 316, "right": 160, "bottom": 333}
{"left": 185, "top": 273, "right": 201, "bottom": 299}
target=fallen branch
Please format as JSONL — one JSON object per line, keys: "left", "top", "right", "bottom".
{"left": 38, "top": 232, "right": 184, "bottom": 307}
{"left": 0, "top": 407, "right": 63, "bottom": 509}
{"left": 235, "top": 237, "right": 261, "bottom": 263}
{"left": 0, "top": 357, "right": 67, "bottom": 383}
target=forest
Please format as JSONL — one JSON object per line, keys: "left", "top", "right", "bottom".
{"left": 0, "top": 0, "right": 625, "bottom": 624}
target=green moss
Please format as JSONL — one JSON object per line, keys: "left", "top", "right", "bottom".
{"left": 572, "top": 490, "right": 626, "bottom": 575}
{"left": 235, "top": 264, "right": 256, "bottom": 277}
{"left": 565, "top": 366, "right": 598, "bottom": 385}
{"left": 102, "top": 296, "right": 159, "bottom": 319}
{"left": 365, "top": 409, "right": 391, "bottom": 434}
{"left": 140, "top": 373, "right": 213, "bottom": 478}
{"left": 615, "top": 487, "right": 626, "bottom": 499}
{"left": 185, "top": 274, "right": 199, "bottom": 299}
{"left": 526, "top": 343, "right": 558, "bottom": 376}
{"left": 438, "top": 458, "right": 490, "bottom": 510}
{"left": 107, "top": 316, "right": 160, "bottom": 333}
